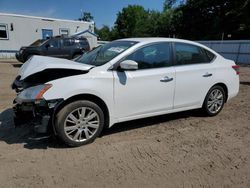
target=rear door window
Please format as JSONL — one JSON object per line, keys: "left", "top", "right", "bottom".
{"left": 205, "top": 49, "right": 216, "bottom": 61}
{"left": 175, "top": 43, "right": 213, "bottom": 65}
{"left": 63, "top": 39, "right": 74, "bottom": 47}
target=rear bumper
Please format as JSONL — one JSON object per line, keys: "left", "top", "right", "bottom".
{"left": 228, "top": 89, "right": 239, "bottom": 101}
{"left": 227, "top": 76, "right": 240, "bottom": 101}
{"left": 13, "top": 97, "right": 63, "bottom": 133}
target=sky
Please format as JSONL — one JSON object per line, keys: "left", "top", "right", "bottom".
{"left": 0, "top": 0, "right": 165, "bottom": 28}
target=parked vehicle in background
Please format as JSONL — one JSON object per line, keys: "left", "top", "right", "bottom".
{"left": 15, "top": 36, "right": 90, "bottom": 63}
{"left": 12, "top": 38, "right": 239, "bottom": 147}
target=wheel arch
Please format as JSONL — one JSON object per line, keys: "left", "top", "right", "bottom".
{"left": 212, "top": 83, "right": 228, "bottom": 102}
{"left": 203, "top": 82, "right": 228, "bottom": 106}
{"left": 52, "top": 94, "right": 110, "bottom": 134}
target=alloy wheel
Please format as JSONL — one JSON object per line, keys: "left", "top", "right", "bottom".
{"left": 64, "top": 107, "right": 100, "bottom": 142}
{"left": 207, "top": 89, "right": 224, "bottom": 114}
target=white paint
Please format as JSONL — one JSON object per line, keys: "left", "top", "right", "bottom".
{"left": 19, "top": 55, "right": 93, "bottom": 80}
{"left": 15, "top": 38, "right": 240, "bottom": 127}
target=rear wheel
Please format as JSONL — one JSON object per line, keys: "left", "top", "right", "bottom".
{"left": 203, "top": 85, "right": 226, "bottom": 116}
{"left": 55, "top": 100, "right": 104, "bottom": 147}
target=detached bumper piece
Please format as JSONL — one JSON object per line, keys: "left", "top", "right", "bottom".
{"left": 13, "top": 98, "right": 63, "bottom": 134}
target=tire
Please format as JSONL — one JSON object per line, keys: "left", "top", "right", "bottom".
{"left": 202, "top": 85, "right": 226, "bottom": 116}
{"left": 55, "top": 100, "right": 104, "bottom": 147}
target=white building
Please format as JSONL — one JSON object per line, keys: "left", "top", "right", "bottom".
{"left": 0, "top": 13, "right": 98, "bottom": 58}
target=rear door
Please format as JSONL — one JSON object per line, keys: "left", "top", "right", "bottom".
{"left": 61, "top": 38, "right": 75, "bottom": 59}
{"left": 114, "top": 42, "right": 175, "bottom": 121}
{"left": 173, "top": 42, "right": 216, "bottom": 109}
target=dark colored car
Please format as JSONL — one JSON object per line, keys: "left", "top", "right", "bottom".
{"left": 16, "top": 36, "right": 90, "bottom": 63}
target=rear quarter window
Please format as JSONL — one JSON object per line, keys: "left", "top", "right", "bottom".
{"left": 205, "top": 49, "right": 216, "bottom": 61}
{"left": 78, "top": 40, "right": 89, "bottom": 47}
{"left": 175, "top": 43, "right": 214, "bottom": 65}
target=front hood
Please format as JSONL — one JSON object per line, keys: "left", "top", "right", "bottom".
{"left": 20, "top": 46, "right": 35, "bottom": 51}
{"left": 19, "top": 55, "right": 93, "bottom": 80}
{"left": 21, "top": 46, "right": 33, "bottom": 49}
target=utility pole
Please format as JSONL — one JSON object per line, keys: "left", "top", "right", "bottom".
{"left": 221, "top": 32, "right": 224, "bottom": 41}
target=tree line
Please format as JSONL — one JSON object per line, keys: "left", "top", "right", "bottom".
{"left": 82, "top": 0, "right": 250, "bottom": 41}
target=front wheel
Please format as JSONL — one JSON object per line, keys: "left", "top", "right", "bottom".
{"left": 55, "top": 100, "right": 104, "bottom": 147}
{"left": 202, "top": 85, "right": 226, "bottom": 116}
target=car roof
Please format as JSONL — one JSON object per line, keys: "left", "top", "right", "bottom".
{"left": 117, "top": 37, "right": 219, "bottom": 55}
{"left": 118, "top": 37, "right": 199, "bottom": 45}
{"left": 53, "top": 35, "right": 87, "bottom": 40}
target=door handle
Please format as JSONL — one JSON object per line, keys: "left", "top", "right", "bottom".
{"left": 203, "top": 73, "right": 213, "bottom": 77}
{"left": 160, "top": 76, "right": 173, "bottom": 82}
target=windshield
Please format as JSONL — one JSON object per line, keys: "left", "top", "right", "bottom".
{"left": 75, "top": 41, "right": 137, "bottom": 66}
{"left": 29, "top": 39, "right": 47, "bottom": 47}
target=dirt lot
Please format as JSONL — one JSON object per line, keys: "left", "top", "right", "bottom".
{"left": 0, "top": 61, "right": 249, "bottom": 188}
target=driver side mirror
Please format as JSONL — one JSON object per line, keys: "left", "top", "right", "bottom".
{"left": 119, "top": 60, "right": 138, "bottom": 71}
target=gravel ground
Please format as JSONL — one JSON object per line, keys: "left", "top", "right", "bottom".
{"left": 0, "top": 61, "right": 249, "bottom": 188}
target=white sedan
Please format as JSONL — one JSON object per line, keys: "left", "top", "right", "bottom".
{"left": 12, "top": 38, "right": 239, "bottom": 146}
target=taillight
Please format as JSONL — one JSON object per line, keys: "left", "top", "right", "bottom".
{"left": 232, "top": 65, "right": 240, "bottom": 75}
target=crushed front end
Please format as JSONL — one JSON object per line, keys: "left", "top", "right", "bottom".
{"left": 12, "top": 77, "right": 62, "bottom": 134}
{"left": 13, "top": 97, "right": 63, "bottom": 134}
{"left": 11, "top": 55, "right": 92, "bottom": 135}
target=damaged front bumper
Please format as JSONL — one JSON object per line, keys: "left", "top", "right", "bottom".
{"left": 13, "top": 97, "right": 63, "bottom": 134}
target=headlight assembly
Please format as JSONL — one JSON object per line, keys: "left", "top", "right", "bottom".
{"left": 18, "top": 84, "right": 52, "bottom": 100}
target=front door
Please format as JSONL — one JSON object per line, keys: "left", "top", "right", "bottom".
{"left": 114, "top": 42, "right": 175, "bottom": 121}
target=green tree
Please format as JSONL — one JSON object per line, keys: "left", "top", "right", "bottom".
{"left": 144, "top": 10, "right": 162, "bottom": 37}
{"left": 163, "top": 0, "right": 177, "bottom": 10}
{"left": 95, "top": 25, "right": 111, "bottom": 41}
{"left": 97, "top": 0, "right": 250, "bottom": 41}
{"left": 113, "top": 3, "right": 182, "bottom": 39}
{"left": 177, "top": 0, "right": 250, "bottom": 40}
{"left": 79, "top": 12, "right": 94, "bottom": 22}
{"left": 95, "top": 25, "right": 119, "bottom": 41}
{"left": 114, "top": 5, "right": 148, "bottom": 38}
